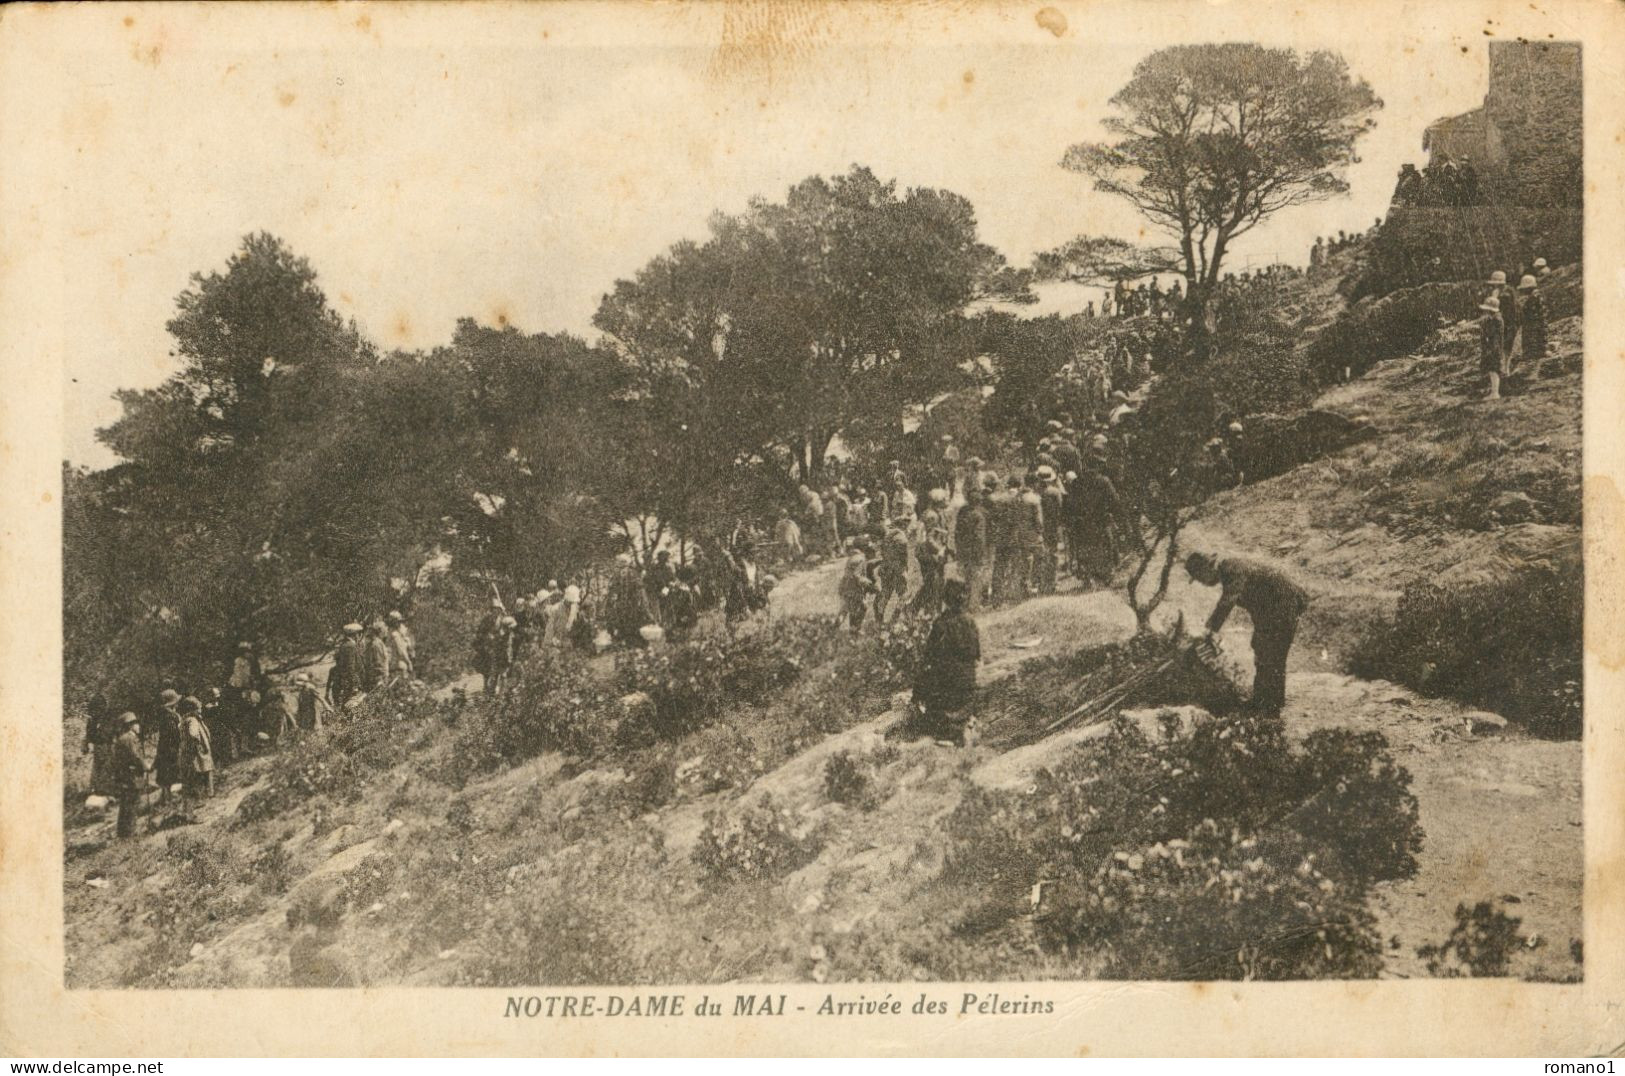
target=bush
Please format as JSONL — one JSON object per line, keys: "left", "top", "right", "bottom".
{"left": 1040, "top": 820, "right": 1384, "bottom": 980}
{"left": 486, "top": 649, "right": 624, "bottom": 762}
{"left": 822, "top": 751, "right": 875, "bottom": 810}
{"left": 1349, "top": 554, "right": 1582, "bottom": 738}
{"left": 1417, "top": 901, "right": 1526, "bottom": 977}
{"left": 1304, "top": 281, "right": 1480, "bottom": 383}
{"left": 693, "top": 794, "right": 821, "bottom": 883}
{"left": 943, "top": 707, "right": 1422, "bottom": 978}
{"left": 613, "top": 617, "right": 844, "bottom": 745}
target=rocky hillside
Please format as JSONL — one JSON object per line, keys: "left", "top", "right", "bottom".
{"left": 62, "top": 252, "right": 1584, "bottom": 987}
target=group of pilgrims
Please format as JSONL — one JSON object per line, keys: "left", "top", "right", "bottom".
{"left": 80, "top": 613, "right": 418, "bottom": 838}
{"left": 1477, "top": 259, "right": 1554, "bottom": 399}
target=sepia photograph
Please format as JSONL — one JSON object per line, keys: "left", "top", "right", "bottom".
{"left": 5, "top": 0, "right": 1623, "bottom": 1059}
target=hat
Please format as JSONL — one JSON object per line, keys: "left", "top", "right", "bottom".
{"left": 1487, "top": 270, "right": 1507, "bottom": 285}
{"left": 965, "top": 457, "right": 982, "bottom": 468}
{"left": 343, "top": 622, "right": 363, "bottom": 634}
{"left": 1227, "top": 422, "right": 1244, "bottom": 434}
{"left": 1045, "top": 419, "right": 1063, "bottom": 431}
{"left": 295, "top": 673, "right": 311, "bottom": 684}
{"left": 1518, "top": 274, "right": 1537, "bottom": 290}
{"left": 178, "top": 696, "right": 201, "bottom": 716}
{"left": 160, "top": 689, "right": 180, "bottom": 707}
{"left": 929, "top": 488, "right": 948, "bottom": 505}
{"left": 1036, "top": 465, "right": 1057, "bottom": 481}
{"left": 1479, "top": 296, "right": 1501, "bottom": 313}
{"left": 563, "top": 585, "right": 581, "bottom": 604}
{"left": 120, "top": 711, "right": 139, "bottom": 726}
{"left": 387, "top": 610, "right": 403, "bottom": 622}
{"left": 500, "top": 616, "right": 517, "bottom": 628}
{"left": 237, "top": 641, "right": 253, "bottom": 651}
{"left": 1533, "top": 257, "right": 1548, "bottom": 269}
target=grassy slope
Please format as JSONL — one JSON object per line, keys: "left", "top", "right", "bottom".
{"left": 62, "top": 253, "right": 1584, "bottom": 986}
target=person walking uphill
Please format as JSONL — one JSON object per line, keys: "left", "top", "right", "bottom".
{"left": 111, "top": 712, "right": 149, "bottom": 838}
{"left": 1516, "top": 274, "right": 1547, "bottom": 372}
{"left": 1479, "top": 295, "right": 1507, "bottom": 400}
{"left": 328, "top": 622, "right": 365, "bottom": 709}
{"left": 153, "top": 689, "right": 183, "bottom": 806}
{"left": 837, "top": 544, "right": 878, "bottom": 634}
{"left": 904, "top": 579, "right": 981, "bottom": 746}
{"left": 953, "top": 489, "right": 990, "bottom": 613}
{"left": 1184, "top": 552, "right": 1310, "bottom": 716}
{"left": 177, "top": 696, "right": 214, "bottom": 819}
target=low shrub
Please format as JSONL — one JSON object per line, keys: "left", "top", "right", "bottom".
{"left": 693, "top": 794, "right": 821, "bottom": 883}
{"left": 822, "top": 751, "right": 875, "bottom": 810}
{"left": 943, "top": 707, "right": 1422, "bottom": 979}
{"left": 1348, "top": 553, "right": 1582, "bottom": 738}
{"left": 1417, "top": 901, "right": 1526, "bottom": 977}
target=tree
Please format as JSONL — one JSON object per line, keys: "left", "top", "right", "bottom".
{"left": 1061, "top": 45, "right": 1380, "bottom": 355}
{"left": 595, "top": 166, "right": 1033, "bottom": 498}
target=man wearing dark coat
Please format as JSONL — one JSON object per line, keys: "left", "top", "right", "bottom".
{"left": 953, "top": 490, "right": 990, "bottom": 613}
{"left": 111, "top": 713, "right": 149, "bottom": 838}
{"left": 906, "top": 580, "right": 981, "bottom": 746}
{"left": 1185, "top": 552, "right": 1310, "bottom": 716}
{"left": 327, "top": 623, "right": 365, "bottom": 708}
{"left": 152, "top": 689, "right": 183, "bottom": 804}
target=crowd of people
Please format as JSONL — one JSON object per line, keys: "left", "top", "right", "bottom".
{"left": 80, "top": 613, "right": 417, "bottom": 838}
{"left": 1390, "top": 152, "right": 1484, "bottom": 208}
{"left": 1477, "top": 258, "right": 1553, "bottom": 400}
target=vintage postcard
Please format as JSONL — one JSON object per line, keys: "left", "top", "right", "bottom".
{"left": 2, "top": 0, "right": 1622, "bottom": 1058}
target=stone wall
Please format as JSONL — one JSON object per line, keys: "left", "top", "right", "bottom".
{"left": 1422, "top": 41, "right": 1581, "bottom": 208}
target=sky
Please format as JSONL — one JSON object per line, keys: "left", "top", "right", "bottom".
{"left": 55, "top": 3, "right": 1496, "bottom": 468}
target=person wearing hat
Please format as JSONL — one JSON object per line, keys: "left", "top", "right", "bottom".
{"left": 1011, "top": 474, "right": 1045, "bottom": 602}
{"left": 1479, "top": 294, "right": 1507, "bottom": 399}
{"left": 1184, "top": 551, "right": 1310, "bottom": 716}
{"left": 178, "top": 695, "right": 214, "bottom": 814}
{"left": 910, "top": 514, "right": 948, "bottom": 619}
{"left": 773, "top": 506, "right": 804, "bottom": 564}
{"left": 327, "top": 623, "right": 365, "bottom": 709}
{"left": 837, "top": 545, "right": 879, "bottom": 634}
{"left": 1066, "top": 456, "right": 1123, "bottom": 587}
{"left": 387, "top": 610, "right": 416, "bottom": 681}
{"left": 1533, "top": 256, "right": 1550, "bottom": 279}
{"left": 664, "top": 565, "right": 701, "bottom": 642}
{"left": 111, "top": 712, "right": 150, "bottom": 839}
{"left": 292, "top": 672, "right": 330, "bottom": 735}
{"left": 905, "top": 578, "right": 981, "bottom": 747}
{"left": 1516, "top": 273, "right": 1547, "bottom": 371}
{"left": 1035, "top": 465, "right": 1066, "bottom": 593}
{"left": 1486, "top": 270, "right": 1519, "bottom": 362}
{"left": 542, "top": 584, "right": 579, "bottom": 649}
{"left": 152, "top": 688, "right": 184, "bottom": 806}
{"left": 482, "top": 616, "right": 517, "bottom": 695}
{"left": 356, "top": 620, "right": 391, "bottom": 694}
{"left": 953, "top": 487, "right": 991, "bottom": 613}
{"left": 874, "top": 519, "right": 913, "bottom": 626}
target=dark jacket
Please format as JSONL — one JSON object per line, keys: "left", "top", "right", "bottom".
{"left": 112, "top": 728, "right": 149, "bottom": 793}
{"left": 1206, "top": 557, "right": 1310, "bottom": 634}
{"left": 915, "top": 610, "right": 981, "bottom": 713}
{"left": 954, "top": 504, "right": 989, "bottom": 564}
{"left": 1519, "top": 291, "right": 1547, "bottom": 359}
{"left": 328, "top": 639, "right": 363, "bottom": 704}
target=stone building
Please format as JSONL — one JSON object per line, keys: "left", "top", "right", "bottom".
{"left": 1423, "top": 41, "right": 1582, "bottom": 208}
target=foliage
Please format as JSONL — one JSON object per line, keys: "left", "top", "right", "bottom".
{"left": 1062, "top": 44, "right": 1380, "bottom": 357}
{"left": 1304, "top": 281, "right": 1480, "bottom": 383}
{"left": 1417, "top": 901, "right": 1526, "bottom": 977}
{"left": 693, "top": 795, "right": 821, "bottom": 883}
{"left": 67, "top": 233, "right": 629, "bottom": 709}
{"left": 944, "top": 706, "right": 1421, "bottom": 978}
{"left": 822, "top": 751, "right": 876, "bottom": 810}
{"left": 594, "top": 166, "right": 1030, "bottom": 487}
{"left": 1348, "top": 554, "right": 1583, "bottom": 738}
